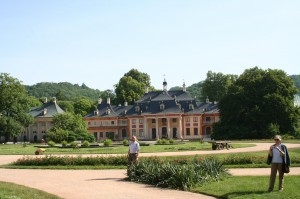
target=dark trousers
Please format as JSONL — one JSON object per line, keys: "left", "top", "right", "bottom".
{"left": 128, "top": 153, "right": 138, "bottom": 164}
{"left": 268, "top": 163, "right": 284, "bottom": 191}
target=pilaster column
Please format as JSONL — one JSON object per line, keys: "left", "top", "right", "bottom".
{"left": 179, "top": 116, "right": 183, "bottom": 139}
{"left": 167, "top": 117, "right": 171, "bottom": 139}
{"left": 156, "top": 118, "right": 159, "bottom": 139}
{"left": 144, "top": 118, "right": 147, "bottom": 139}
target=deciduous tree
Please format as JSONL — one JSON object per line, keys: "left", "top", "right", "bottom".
{"left": 0, "top": 73, "right": 33, "bottom": 142}
{"left": 212, "top": 67, "right": 300, "bottom": 139}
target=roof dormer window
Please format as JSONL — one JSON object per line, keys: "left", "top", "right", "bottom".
{"left": 189, "top": 104, "right": 194, "bottom": 110}
{"left": 94, "top": 109, "right": 99, "bottom": 116}
{"left": 135, "top": 106, "right": 140, "bottom": 112}
{"left": 160, "top": 103, "right": 165, "bottom": 111}
{"left": 106, "top": 109, "right": 111, "bottom": 115}
{"left": 42, "top": 108, "right": 47, "bottom": 115}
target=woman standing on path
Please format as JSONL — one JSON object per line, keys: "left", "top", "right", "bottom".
{"left": 267, "top": 135, "right": 290, "bottom": 192}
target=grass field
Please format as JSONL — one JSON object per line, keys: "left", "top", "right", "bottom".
{"left": 0, "top": 181, "right": 61, "bottom": 199}
{"left": 0, "top": 141, "right": 255, "bottom": 155}
{"left": 192, "top": 176, "right": 300, "bottom": 199}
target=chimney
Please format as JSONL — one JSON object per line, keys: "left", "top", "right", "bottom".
{"left": 44, "top": 97, "right": 48, "bottom": 103}
{"left": 206, "top": 96, "right": 209, "bottom": 103}
{"left": 107, "top": 97, "right": 110, "bottom": 105}
{"left": 98, "top": 97, "right": 102, "bottom": 104}
{"left": 145, "top": 87, "right": 149, "bottom": 94}
{"left": 124, "top": 101, "right": 128, "bottom": 106}
{"left": 43, "top": 108, "right": 47, "bottom": 115}
{"left": 52, "top": 97, "right": 57, "bottom": 104}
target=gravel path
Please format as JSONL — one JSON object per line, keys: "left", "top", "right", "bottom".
{"left": 0, "top": 142, "right": 299, "bottom": 199}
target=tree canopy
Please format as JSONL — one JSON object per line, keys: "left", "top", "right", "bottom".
{"left": 114, "top": 69, "right": 155, "bottom": 105}
{"left": 201, "top": 71, "right": 237, "bottom": 102}
{"left": 47, "top": 113, "right": 94, "bottom": 143}
{"left": 212, "top": 67, "right": 300, "bottom": 139}
{"left": 0, "top": 73, "right": 33, "bottom": 142}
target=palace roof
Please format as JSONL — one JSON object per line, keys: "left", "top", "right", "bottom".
{"left": 30, "top": 99, "right": 64, "bottom": 118}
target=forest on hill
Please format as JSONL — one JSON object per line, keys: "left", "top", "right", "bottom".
{"left": 25, "top": 82, "right": 102, "bottom": 101}
{"left": 25, "top": 74, "right": 300, "bottom": 104}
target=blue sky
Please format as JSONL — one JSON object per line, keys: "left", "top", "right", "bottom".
{"left": 1, "top": 0, "right": 299, "bottom": 91}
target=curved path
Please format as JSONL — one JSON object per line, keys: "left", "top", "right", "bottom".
{"left": 0, "top": 143, "right": 300, "bottom": 199}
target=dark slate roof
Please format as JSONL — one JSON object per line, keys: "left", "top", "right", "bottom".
{"left": 30, "top": 101, "right": 65, "bottom": 118}
{"left": 85, "top": 90, "right": 219, "bottom": 118}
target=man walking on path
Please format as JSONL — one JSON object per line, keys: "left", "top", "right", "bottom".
{"left": 128, "top": 136, "right": 140, "bottom": 164}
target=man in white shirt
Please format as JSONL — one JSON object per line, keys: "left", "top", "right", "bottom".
{"left": 128, "top": 136, "right": 140, "bottom": 164}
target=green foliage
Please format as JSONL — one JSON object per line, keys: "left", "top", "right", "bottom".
{"left": 25, "top": 82, "right": 102, "bottom": 101}
{"left": 103, "top": 139, "right": 113, "bottom": 147}
{"left": 0, "top": 181, "right": 61, "bottom": 199}
{"left": 47, "top": 141, "right": 55, "bottom": 147}
{"left": 13, "top": 155, "right": 128, "bottom": 166}
{"left": 82, "top": 140, "right": 90, "bottom": 147}
{"left": 213, "top": 67, "right": 300, "bottom": 139}
{"left": 201, "top": 71, "right": 237, "bottom": 102}
{"left": 0, "top": 73, "right": 34, "bottom": 142}
{"left": 61, "top": 140, "right": 68, "bottom": 147}
{"left": 48, "top": 112, "right": 94, "bottom": 143}
{"left": 123, "top": 139, "right": 129, "bottom": 146}
{"left": 114, "top": 69, "right": 155, "bottom": 105}
{"left": 156, "top": 139, "right": 162, "bottom": 144}
{"left": 290, "top": 74, "right": 300, "bottom": 94}
{"left": 73, "top": 97, "right": 93, "bottom": 116}
{"left": 169, "top": 139, "right": 175, "bottom": 144}
{"left": 57, "top": 101, "right": 74, "bottom": 113}
{"left": 161, "top": 138, "right": 168, "bottom": 144}
{"left": 70, "top": 141, "right": 79, "bottom": 148}
{"left": 127, "top": 157, "right": 226, "bottom": 191}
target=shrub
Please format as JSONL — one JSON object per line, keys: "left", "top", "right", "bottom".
{"left": 82, "top": 141, "right": 90, "bottom": 148}
{"left": 47, "top": 141, "right": 55, "bottom": 147}
{"left": 169, "top": 139, "right": 175, "bottom": 144}
{"left": 70, "top": 141, "right": 79, "bottom": 149}
{"left": 13, "top": 155, "right": 128, "bottom": 166}
{"left": 156, "top": 139, "right": 162, "bottom": 144}
{"left": 123, "top": 139, "right": 129, "bottom": 146}
{"left": 103, "top": 139, "right": 113, "bottom": 147}
{"left": 161, "top": 139, "right": 168, "bottom": 144}
{"left": 127, "top": 157, "right": 227, "bottom": 191}
{"left": 61, "top": 140, "right": 68, "bottom": 147}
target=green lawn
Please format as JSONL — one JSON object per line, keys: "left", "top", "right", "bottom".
{"left": 0, "top": 181, "right": 61, "bottom": 199}
{"left": 192, "top": 176, "right": 300, "bottom": 199}
{"left": 0, "top": 142, "right": 255, "bottom": 155}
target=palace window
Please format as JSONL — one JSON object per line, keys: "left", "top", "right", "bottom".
{"left": 206, "top": 117, "right": 211, "bottom": 122}
{"left": 139, "top": 129, "right": 144, "bottom": 137}
{"left": 172, "top": 118, "right": 177, "bottom": 123}
{"left": 185, "top": 117, "right": 190, "bottom": 122}
{"left": 152, "top": 119, "right": 156, "bottom": 123}
{"left": 132, "top": 119, "right": 136, "bottom": 124}
{"left": 193, "top": 117, "right": 198, "bottom": 122}
{"left": 111, "top": 121, "right": 115, "bottom": 125}
{"left": 162, "top": 118, "right": 167, "bottom": 123}
{"left": 194, "top": 128, "right": 198, "bottom": 135}
{"left": 132, "top": 129, "right": 136, "bottom": 136}
{"left": 186, "top": 128, "right": 190, "bottom": 136}
{"left": 139, "top": 119, "right": 143, "bottom": 124}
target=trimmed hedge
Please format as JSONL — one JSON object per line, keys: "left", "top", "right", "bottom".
{"left": 12, "top": 155, "right": 128, "bottom": 166}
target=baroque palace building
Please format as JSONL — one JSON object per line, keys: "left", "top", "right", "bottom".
{"left": 19, "top": 97, "right": 65, "bottom": 142}
{"left": 84, "top": 80, "right": 219, "bottom": 141}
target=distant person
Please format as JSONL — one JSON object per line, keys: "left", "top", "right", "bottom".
{"left": 267, "top": 135, "right": 290, "bottom": 192}
{"left": 128, "top": 136, "right": 140, "bottom": 164}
